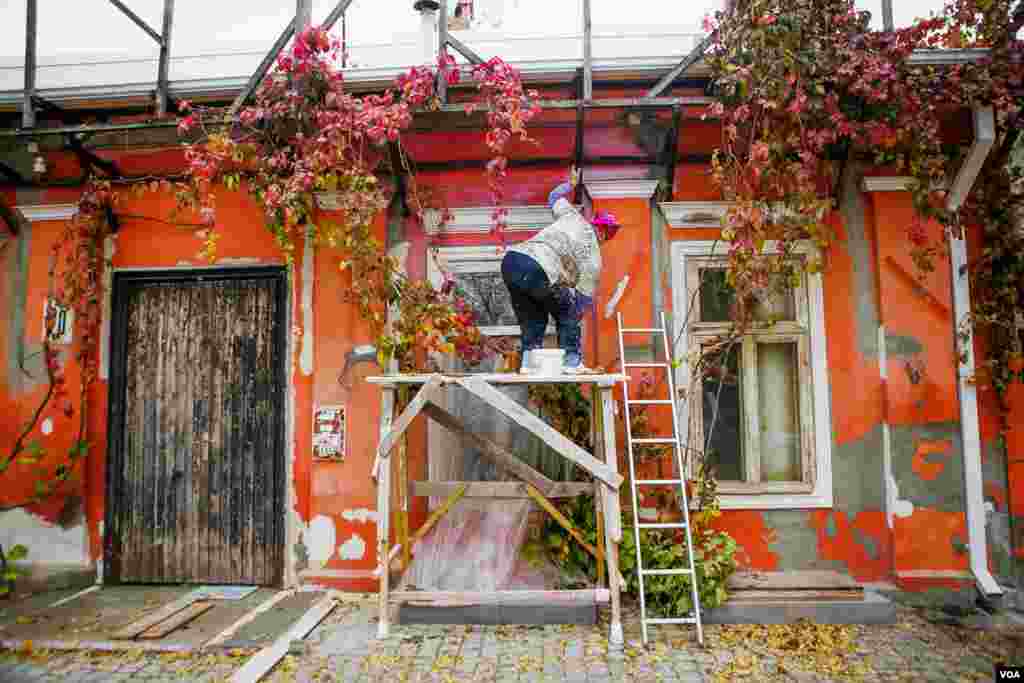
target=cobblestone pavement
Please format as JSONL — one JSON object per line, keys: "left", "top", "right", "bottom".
{"left": 0, "top": 596, "right": 1021, "bottom": 682}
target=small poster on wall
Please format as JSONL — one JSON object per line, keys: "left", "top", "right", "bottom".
{"left": 313, "top": 406, "right": 346, "bottom": 460}
{"left": 43, "top": 297, "right": 73, "bottom": 345}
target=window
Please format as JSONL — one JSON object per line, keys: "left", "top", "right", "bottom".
{"left": 426, "top": 246, "right": 554, "bottom": 337}
{"left": 671, "top": 241, "right": 833, "bottom": 509}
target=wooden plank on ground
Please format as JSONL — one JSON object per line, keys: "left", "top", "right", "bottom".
{"left": 411, "top": 481, "right": 593, "bottom": 499}
{"left": 229, "top": 594, "right": 337, "bottom": 683}
{"left": 111, "top": 593, "right": 197, "bottom": 639}
{"left": 455, "top": 377, "right": 623, "bottom": 488}
{"left": 205, "top": 589, "right": 297, "bottom": 647}
{"left": 727, "top": 570, "right": 862, "bottom": 591}
{"left": 49, "top": 585, "right": 101, "bottom": 608}
{"left": 372, "top": 376, "right": 440, "bottom": 479}
{"left": 390, "top": 589, "right": 610, "bottom": 607}
{"left": 422, "top": 403, "right": 556, "bottom": 493}
{"left": 138, "top": 601, "right": 214, "bottom": 639}
{"left": 727, "top": 589, "right": 865, "bottom": 603}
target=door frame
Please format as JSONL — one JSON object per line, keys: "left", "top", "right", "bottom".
{"left": 104, "top": 266, "right": 290, "bottom": 585}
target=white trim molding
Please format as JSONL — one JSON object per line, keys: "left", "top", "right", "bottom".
{"left": 659, "top": 201, "right": 731, "bottom": 229}
{"left": 584, "top": 179, "right": 660, "bottom": 199}
{"left": 669, "top": 239, "right": 834, "bottom": 510}
{"left": 420, "top": 205, "right": 564, "bottom": 236}
{"left": 860, "top": 177, "right": 915, "bottom": 193}
{"left": 15, "top": 203, "right": 78, "bottom": 222}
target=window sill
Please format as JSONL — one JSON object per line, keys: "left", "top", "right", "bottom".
{"left": 717, "top": 490, "right": 833, "bottom": 510}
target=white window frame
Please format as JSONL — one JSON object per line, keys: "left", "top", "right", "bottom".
{"left": 670, "top": 240, "right": 834, "bottom": 510}
{"left": 426, "top": 245, "right": 555, "bottom": 337}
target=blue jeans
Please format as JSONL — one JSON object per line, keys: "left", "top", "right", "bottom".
{"left": 500, "top": 251, "right": 583, "bottom": 366}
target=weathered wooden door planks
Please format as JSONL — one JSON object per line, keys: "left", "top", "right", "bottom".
{"left": 106, "top": 269, "right": 287, "bottom": 585}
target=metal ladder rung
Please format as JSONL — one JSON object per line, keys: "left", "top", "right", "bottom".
{"left": 620, "top": 327, "right": 665, "bottom": 333}
{"left": 635, "top": 479, "right": 683, "bottom": 485}
{"left": 637, "top": 522, "right": 687, "bottom": 529}
{"left": 645, "top": 617, "right": 699, "bottom": 625}
{"left": 641, "top": 568, "right": 692, "bottom": 576}
{"left": 625, "top": 399, "right": 673, "bottom": 406}
{"left": 631, "top": 437, "right": 677, "bottom": 444}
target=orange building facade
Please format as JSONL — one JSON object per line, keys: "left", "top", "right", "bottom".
{"left": 0, "top": 82, "right": 1020, "bottom": 605}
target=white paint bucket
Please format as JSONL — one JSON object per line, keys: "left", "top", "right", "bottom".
{"left": 532, "top": 349, "right": 565, "bottom": 375}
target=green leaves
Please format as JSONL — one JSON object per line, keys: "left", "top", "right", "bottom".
{"left": 6, "top": 545, "right": 28, "bottom": 562}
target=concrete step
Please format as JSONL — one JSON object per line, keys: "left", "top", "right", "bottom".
{"left": 703, "top": 589, "right": 896, "bottom": 625}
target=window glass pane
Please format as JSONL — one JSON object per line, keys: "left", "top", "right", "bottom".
{"left": 699, "top": 268, "right": 796, "bottom": 322}
{"left": 698, "top": 269, "right": 734, "bottom": 323}
{"left": 451, "top": 271, "right": 518, "bottom": 328}
{"left": 757, "top": 342, "right": 802, "bottom": 481}
{"left": 701, "top": 343, "right": 745, "bottom": 481}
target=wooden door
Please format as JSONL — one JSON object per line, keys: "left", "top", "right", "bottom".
{"left": 106, "top": 269, "right": 287, "bottom": 585}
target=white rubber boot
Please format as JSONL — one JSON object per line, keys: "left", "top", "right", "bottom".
{"left": 519, "top": 349, "right": 537, "bottom": 374}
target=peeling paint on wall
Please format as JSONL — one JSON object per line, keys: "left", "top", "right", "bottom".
{"left": 889, "top": 424, "right": 964, "bottom": 513}
{"left": 0, "top": 508, "right": 88, "bottom": 565}
{"left": 911, "top": 439, "right": 952, "bottom": 481}
{"left": 342, "top": 508, "right": 378, "bottom": 524}
{"left": 711, "top": 511, "right": 779, "bottom": 570}
{"left": 338, "top": 533, "right": 366, "bottom": 560}
{"left": 810, "top": 509, "right": 890, "bottom": 581}
{"left": 891, "top": 474, "right": 915, "bottom": 518}
{"left": 308, "top": 514, "right": 336, "bottom": 569}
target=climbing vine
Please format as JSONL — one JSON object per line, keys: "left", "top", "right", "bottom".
{"left": 170, "top": 26, "right": 543, "bottom": 370}
{"left": 704, "top": 0, "right": 1024, "bottom": 412}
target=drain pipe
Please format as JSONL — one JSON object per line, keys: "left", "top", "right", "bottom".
{"left": 414, "top": 1, "right": 440, "bottom": 65}
{"left": 947, "top": 105, "right": 1003, "bottom": 600}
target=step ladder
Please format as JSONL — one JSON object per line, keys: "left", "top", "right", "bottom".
{"left": 616, "top": 311, "right": 704, "bottom": 646}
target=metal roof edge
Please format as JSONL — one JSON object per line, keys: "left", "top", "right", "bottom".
{"left": 0, "top": 48, "right": 989, "bottom": 113}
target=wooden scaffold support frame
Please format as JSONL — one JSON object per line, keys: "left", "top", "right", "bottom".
{"left": 366, "top": 372, "right": 627, "bottom": 649}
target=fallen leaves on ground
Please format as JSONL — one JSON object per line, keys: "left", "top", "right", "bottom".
{"left": 708, "top": 620, "right": 872, "bottom": 682}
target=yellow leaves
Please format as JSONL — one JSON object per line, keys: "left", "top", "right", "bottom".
{"left": 710, "top": 621, "right": 869, "bottom": 681}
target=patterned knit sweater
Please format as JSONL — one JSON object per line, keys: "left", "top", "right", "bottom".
{"left": 507, "top": 198, "right": 601, "bottom": 297}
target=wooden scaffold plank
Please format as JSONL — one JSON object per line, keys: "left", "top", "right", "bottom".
{"left": 455, "top": 377, "right": 623, "bottom": 489}
{"left": 375, "top": 386, "right": 395, "bottom": 638}
{"left": 422, "top": 402, "right": 556, "bottom": 493}
{"left": 372, "top": 376, "right": 442, "bottom": 479}
{"left": 411, "top": 481, "right": 593, "bottom": 499}
{"left": 390, "top": 589, "right": 610, "bottom": 607}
